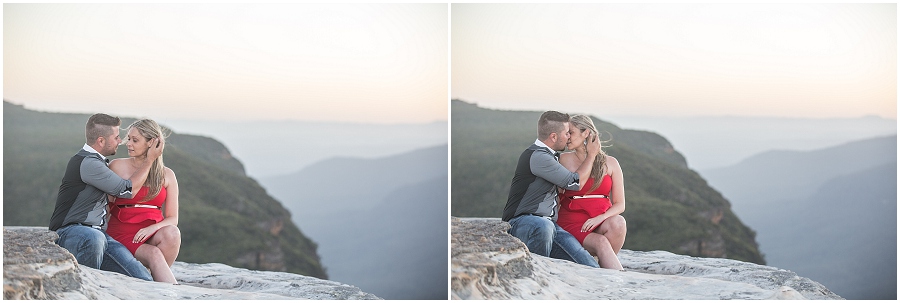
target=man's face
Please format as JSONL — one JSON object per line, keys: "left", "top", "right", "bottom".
{"left": 552, "top": 122, "right": 571, "bottom": 151}
{"left": 98, "top": 126, "right": 121, "bottom": 156}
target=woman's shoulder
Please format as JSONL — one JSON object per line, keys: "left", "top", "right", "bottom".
{"left": 162, "top": 166, "right": 177, "bottom": 187}
{"left": 559, "top": 151, "right": 578, "bottom": 165}
{"left": 606, "top": 155, "right": 619, "bottom": 164}
{"left": 606, "top": 155, "right": 623, "bottom": 173}
{"left": 163, "top": 166, "right": 177, "bottom": 178}
{"left": 108, "top": 158, "right": 129, "bottom": 171}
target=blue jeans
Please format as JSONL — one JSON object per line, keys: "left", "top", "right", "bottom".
{"left": 55, "top": 224, "right": 152, "bottom": 281}
{"left": 508, "top": 215, "right": 599, "bottom": 268}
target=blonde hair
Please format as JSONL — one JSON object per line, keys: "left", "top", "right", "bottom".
{"left": 569, "top": 114, "right": 611, "bottom": 192}
{"left": 127, "top": 119, "right": 167, "bottom": 202}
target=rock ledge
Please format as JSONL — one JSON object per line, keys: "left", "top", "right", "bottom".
{"left": 451, "top": 217, "right": 842, "bottom": 300}
{"left": 3, "top": 226, "right": 380, "bottom": 300}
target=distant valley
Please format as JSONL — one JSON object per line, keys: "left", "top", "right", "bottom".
{"left": 259, "top": 145, "right": 448, "bottom": 300}
{"left": 701, "top": 135, "right": 897, "bottom": 300}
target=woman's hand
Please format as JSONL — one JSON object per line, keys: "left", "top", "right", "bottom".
{"left": 133, "top": 225, "right": 161, "bottom": 243}
{"left": 582, "top": 216, "right": 606, "bottom": 233}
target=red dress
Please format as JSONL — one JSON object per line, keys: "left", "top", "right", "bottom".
{"left": 107, "top": 186, "right": 167, "bottom": 255}
{"left": 557, "top": 175, "right": 613, "bottom": 244}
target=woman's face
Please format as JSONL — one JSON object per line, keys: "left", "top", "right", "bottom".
{"left": 125, "top": 128, "right": 151, "bottom": 157}
{"left": 567, "top": 126, "right": 590, "bottom": 150}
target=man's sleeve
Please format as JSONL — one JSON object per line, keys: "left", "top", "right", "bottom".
{"left": 79, "top": 157, "right": 134, "bottom": 198}
{"left": 529, "top": 152, "right": 580, "bottom": 190}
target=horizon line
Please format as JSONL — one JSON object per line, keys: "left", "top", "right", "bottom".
{"left": 451, "top": 98, "right": 898, "bottom": 121}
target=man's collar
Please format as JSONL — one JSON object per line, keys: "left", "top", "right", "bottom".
{"left": 534, "top": 139, "right": 555, "bottom": 153}
{"left": 82, "top": 144, "right": 107, "bottom": 162}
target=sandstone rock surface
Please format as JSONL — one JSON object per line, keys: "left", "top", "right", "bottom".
{"left": 3, "top": 227, "right": 379, "bottom": 300}
{"left": 451, "top": 217, "right": 843, "bottom": 300}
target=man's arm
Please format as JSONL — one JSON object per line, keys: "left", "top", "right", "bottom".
{"left": 82, "top": 137, "right": 164, "bottom": 198}
{"left": 80, "top": 157, "right": 136, "bottom": 198}
{"left": 531, "top": 151, "right": 582, "bottom": 190}
{"left": 533, "top": 134, "right": 601, "bottom": 191}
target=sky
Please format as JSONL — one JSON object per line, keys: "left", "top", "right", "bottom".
{"left": 452, "top": 3, "right": 897, "bottom": 119}
{"left": 4, "top": 3, "right": 448, "bottom": 124}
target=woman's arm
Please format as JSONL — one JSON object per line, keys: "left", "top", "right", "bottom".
{"left": 559, "top": 152, "right": 580, "bottom": 172}
{"left": 107, "top": 159, "right": 130, "bottom": 204}
{"left": 582, "top": 156, "right": 626, "bottom": 232}
{"left": 133, "top": 167, "right": 179, "bottom": 243}
{"left": 571, "top": 134, "right": 601, "bottom": 190}
{"left": 558, "top": 152, "right": 579, "bottom": 195}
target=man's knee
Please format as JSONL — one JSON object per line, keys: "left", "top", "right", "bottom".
{"left": 511, "top": 216, "right": 554, "bottom": 240}
{"left": 59, "top": 227, "right": 106, "bottom": 253}
{"left": 509, "top": 216, "right": 555, "bottom": 254}
{"left": 57, "top": 226, "right": 107, "bottom": 267}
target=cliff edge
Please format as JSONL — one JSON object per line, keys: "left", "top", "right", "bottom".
{"left": 2, "top": 227, "right": 379, "bottom": 300}
{"left": 451, "top": 217, "right": 842, "bottom": 300}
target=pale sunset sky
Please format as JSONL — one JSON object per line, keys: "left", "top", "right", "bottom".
{"left": 4, "top": 3, "right": 448, "bottom": 123}
{"left": 452, "top": 3, "right": 897, "bottom": 119}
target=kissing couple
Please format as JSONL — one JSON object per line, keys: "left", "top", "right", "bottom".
{"left": 48, "top": 114, "right": 181, "bottom": 284}
{"left": 503, "top": 111, "right": 628, "bottom": 270}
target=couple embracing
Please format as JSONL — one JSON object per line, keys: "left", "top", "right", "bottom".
{"left": 48, "top": 114, "right": 181, "bottom": 283}
{"left": 503, "top": 111, "right": 627, "bottom": 270}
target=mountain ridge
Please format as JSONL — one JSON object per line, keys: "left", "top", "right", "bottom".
{"left": 606, "top": 115, "right": 897, "bottom": 170}
{"left": 262, "top": 144, "right": 448, "bottom": 216}
{"left": 3, "top": 101, "right": 326, "bottom": 278}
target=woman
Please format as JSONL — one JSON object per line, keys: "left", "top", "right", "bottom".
{"left": 107, "top": 119, "right": 181, "bottom": 283}
{"left": 557, "top": 114, "right": 627, "bottom": 270}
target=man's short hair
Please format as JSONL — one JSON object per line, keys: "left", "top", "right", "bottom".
{"left": 86, "top": 113, "right": 121, "bottom": 144}
{"left": 537, "top": 111, "right": 570, "bottom": 140}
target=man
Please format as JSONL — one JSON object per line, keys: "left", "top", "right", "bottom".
{"left": 49, "top": 113, "right": 164, "bottom": 280}
{"left": 503, "top": 110, "right": 602, "bottom": 267}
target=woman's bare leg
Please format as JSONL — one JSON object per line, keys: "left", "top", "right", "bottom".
{"left": 145, "top": 225, "right": 181, "bottom": 267}
{"left": 596, "top": 215, "right": 627, "bottom": 254}
{"left": 135, "top": 244, "right": 177, "bottom": 283}
{"left": 582, "top": 233, "right": 623, "bottom": 270}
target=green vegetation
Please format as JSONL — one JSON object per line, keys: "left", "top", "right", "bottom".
{"left": 451, "top": 100, "right": 764, "bottom": 264}
{"left": 3, "top": 101, "right": 326, "bottom": 278}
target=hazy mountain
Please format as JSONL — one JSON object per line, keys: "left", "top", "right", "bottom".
{"left": 261, "top": 144, "right": 448, "bottom": 218}
{"left": 259, "top": 145, "right": 448, "bottom": 300}
{"left": 160, "top": 119, "right": 448, "bottom": 178}
{"left": 3, "top": 101, "right": 326, "bottom": 278}
{"left": 451, "top": 99, "right": 764, "bottom": 264}
{"left": 701, "top": 135, "right": 896, "bottom": 221}
{"left": 701, "top": 136, "right": 897, "bottom": 300}
{"left": 605, "top": 115, "right": 897, "bottom": 170}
